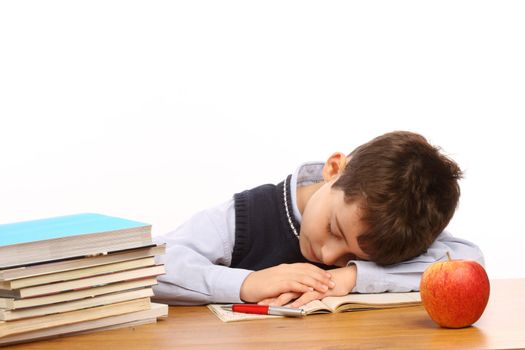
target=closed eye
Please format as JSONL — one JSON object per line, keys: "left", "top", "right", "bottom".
{"left": 327, "top": 223, "right": 343, "bottom": 240}
{"left": 334, "top": 215, "right": 349, "bottom": 246}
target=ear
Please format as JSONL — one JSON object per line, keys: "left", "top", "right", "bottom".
{"left": 322, "top": 152, "right": 348, "bottom": 181}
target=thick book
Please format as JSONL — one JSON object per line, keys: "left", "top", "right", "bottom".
{"left": 0, "top": 277, "right": 158, "bottom": 310}
{"left": 0, "top": 297, "right": 152, "bottom": 338}
{"left": 0, "top": 265, "right": 165, "bottom": 299}
{"left": 0, "top": 244, "right": 166, "bottom": 281}
{"left": 0, "top": 257, "right": 156, "bottom": 290}
{"left": 208, "top": 292, "right": 421, "bottom": 322}
{"left": 0, "top": 302, "right": 168, "bottom": 346}
{"left": 0, "top": 213, "right": 153, "bottom": 268}
{"left": 0, "top": 287, "right": 154, "bottom": 321}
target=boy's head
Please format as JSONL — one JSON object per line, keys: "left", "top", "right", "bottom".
{"left": 299, "top": 131, "right": 462, "bottom": 267}
{"left": 334, "top": 131, "right": 462, "bottom": 265}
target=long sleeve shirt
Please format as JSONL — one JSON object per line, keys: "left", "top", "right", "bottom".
{"left": 152, "top": 162, "right": 484, "bottom": 305}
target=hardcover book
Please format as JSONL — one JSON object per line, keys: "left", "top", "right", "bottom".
{"left": 0, "top": 265, "right": 165, "bottom": 299}
{"left": 0, "top": 277, "right": 158, "bottom": 310}
{"left": 0, "top": 244, "right": 165, "bottom": 281}
{"left": 0, "top": 287, "right": 154, "bottom": 321}
{"left": 0, "top": 303, "right": 168, "bottom": 346}
{"left": 0, "top": 257, "right": 157, "bottom": 290}
{"left": 0, "top": 298, "right": 152, "bottom": 338}
{"left": 0, "top": 213, "right": 153, "bottom": 268}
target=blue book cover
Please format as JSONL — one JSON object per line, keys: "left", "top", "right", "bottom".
{"left": 0, "top": 213, "right": 149, "bottom": 247}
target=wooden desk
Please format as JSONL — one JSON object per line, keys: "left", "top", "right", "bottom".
{"left": 6, "top": 279, "right": 525, "bottom": 350}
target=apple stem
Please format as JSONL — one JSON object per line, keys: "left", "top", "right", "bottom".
{"left": 446, "top": 251, "right": 452, "bottom": 261}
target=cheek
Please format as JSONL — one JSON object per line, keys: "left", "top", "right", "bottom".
{"left": 302, "top": 206, "right": 328, "bottom": 236}
{"left": 300, "top": 216, "right": 324, "bottom": 242}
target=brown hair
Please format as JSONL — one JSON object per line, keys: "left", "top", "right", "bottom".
{"left": 333, "top": 131, "right": 462, "bottom": 265}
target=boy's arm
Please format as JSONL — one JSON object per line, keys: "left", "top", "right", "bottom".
{"left": 152, "top": 200, "right": 333, "bottom": 305}
{"left": 350, "top": 230, "right": 484, "bottom": 293}
{"left": 152, "top": 200, "right": 253, "bottom": 305}
{"left": 261, "top": 231, "right": 484, "bottom": 307}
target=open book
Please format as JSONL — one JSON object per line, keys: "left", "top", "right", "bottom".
{"left": 208, "top": 292, "right": 421, "bottom": 322}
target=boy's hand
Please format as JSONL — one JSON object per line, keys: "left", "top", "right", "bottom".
{"left": 239, "top": 263, "right": 335, "bottom": 303}
{"left": 257, "top": 265, "right": 357, "bottom": 307}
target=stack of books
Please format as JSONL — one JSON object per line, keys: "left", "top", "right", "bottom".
{"left": 0, "top": 213, "right": 168, "bottom": 346}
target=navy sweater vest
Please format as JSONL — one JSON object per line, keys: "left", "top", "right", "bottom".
{"left": 230, "top": 175, "right": 307, "bottom": 270}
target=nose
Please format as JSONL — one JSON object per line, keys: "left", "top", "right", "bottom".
{"left": 321, "top": 245, "right": 346, "bottom": 266}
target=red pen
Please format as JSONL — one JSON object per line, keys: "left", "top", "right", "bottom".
{"left": 220, "top": 304, "right": 306, "bottom": 317}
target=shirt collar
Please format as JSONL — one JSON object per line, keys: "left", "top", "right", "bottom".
{"left": 290, "top": 162, "right": 324, "bottom": 224}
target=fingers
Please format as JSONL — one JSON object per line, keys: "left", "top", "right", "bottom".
{"left": 295, "top": 274, "right": 335, "bottom": 294}
{"left": 261, "top": 290, "right": 326, "bottom": 308}
{"left": 274, "top": 281, "right": 314, "bottom": 296}
{"left": 290, "top": 290, "right": 324, "bottom": 308}
{"left": 293, "top": 263, "right": 333, "bottom": 281}
{"left": 258, "top": 292, "right": 301, "bottom": 306}
{"left": 257, "top": 298, "right": 275, "bottom": 306}
{"left": 240, "top": 263, "right": 336, "bottom": 303}
{"left": 280, "top": 263, "right": 335, "bottom": 294}
{"left": 271, "top": 292, "right": 301, "bottom": 306}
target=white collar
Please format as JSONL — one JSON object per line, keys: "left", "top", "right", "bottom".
{"left": 289, "top": 161, "right": 324, "bottom": 224}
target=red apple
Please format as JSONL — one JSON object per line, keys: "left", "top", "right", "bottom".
{"left": 420, "top": 253, "right": 490, "bottom": 328}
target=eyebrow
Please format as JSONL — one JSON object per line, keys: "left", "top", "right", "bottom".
{"left": 335, "top": 215, "right": 349, "bottom": 246}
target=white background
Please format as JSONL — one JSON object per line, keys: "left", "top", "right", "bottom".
{"left": 1, "top": 1, "right": 523, "bottom": 279}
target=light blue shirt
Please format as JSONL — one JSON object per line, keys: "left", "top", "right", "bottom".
{"left": 153, "top": 162, "right": 484, "bottom": 305}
